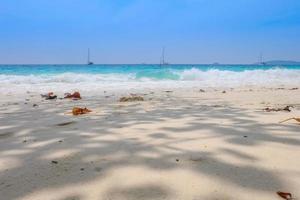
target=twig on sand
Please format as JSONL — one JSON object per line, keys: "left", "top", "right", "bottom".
{"left": 264, "top": 106, "right": 292, "bottom": 112}
{"left": 279, "top": 117, "right": 300, "bottom": 124}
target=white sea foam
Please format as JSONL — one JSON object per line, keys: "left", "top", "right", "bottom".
{"left": 177, "top": 68, "right": 300, "bottom": 86}
{"left": 0, "top": 68, "right": 300, "bottom": 94}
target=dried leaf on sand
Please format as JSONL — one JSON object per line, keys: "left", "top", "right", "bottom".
{"left": 277, "top": 191, "right": 293, "bottom": 200}
{"left": 64, "top": 92, "right": 82, "bottom": 99}
{"left": 72, "top": 107, "right": 92, "bottom": 116}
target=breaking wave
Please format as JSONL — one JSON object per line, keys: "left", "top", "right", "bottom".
{"left": 1, "top": 68, "right": 300, "bottom": 94}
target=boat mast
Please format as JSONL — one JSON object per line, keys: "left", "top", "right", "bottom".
{"left": 160, "top": 47, "right": 166, "bottom": 66}
{"left": 87, "top": 48, "right": 94, "bottom": 65}
{"left": 162, "top": 47, "right": 165, "bottom": 65}
{"left": 88, "top": 48, "right": 90, "bottom": 64}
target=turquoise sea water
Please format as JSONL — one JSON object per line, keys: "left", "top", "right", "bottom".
{"left": 1, "top": 64, "right": 300, "bottom": 93}
{"left": 1, "top": 64, "right": 300, "bottom": 78}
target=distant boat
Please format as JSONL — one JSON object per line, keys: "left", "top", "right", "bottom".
{"left": 258, "top": 53, "right": 267, "bottom": 65}
{"left": 87, "top": 48, "right": 94, "bottom": 65}
{"left": 160, "top": 47, "right": 169, "bottom": 66}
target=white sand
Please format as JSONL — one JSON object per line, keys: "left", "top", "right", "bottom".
{"left": 0, "top": 87, "right": 300, "bottom": 200}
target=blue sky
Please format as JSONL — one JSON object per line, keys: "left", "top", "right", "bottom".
{"left": 0, "top": 0, "right": 300, "bottom": 64}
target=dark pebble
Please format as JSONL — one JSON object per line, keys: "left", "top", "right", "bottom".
{"left": 51, "top": 161, "right": 58, "bottom": 164}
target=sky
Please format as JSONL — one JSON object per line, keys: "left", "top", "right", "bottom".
{"left": 0, "top": 0, "right": 300, "bottom": 64}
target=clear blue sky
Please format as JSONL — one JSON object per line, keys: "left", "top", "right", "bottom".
{"left": 0, "top": 0, "right": 300, "bottom": 64}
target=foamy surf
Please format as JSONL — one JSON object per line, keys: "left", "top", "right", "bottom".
{"left": 0, "top": 66, "right": 300, "bottom": 94}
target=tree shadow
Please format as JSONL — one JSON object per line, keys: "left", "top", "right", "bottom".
{"left": 104, "top": 184, "right": 170, "bottom": 200}
{"left": 0, "top": 96, "right": 299, "bottom": 199}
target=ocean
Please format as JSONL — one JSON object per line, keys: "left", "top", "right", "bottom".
{"left": 1, "top": 64, "right": 300, "bottom": 93}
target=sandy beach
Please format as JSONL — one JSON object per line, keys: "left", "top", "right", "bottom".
{"left": 0, "top": 87, "right": 299, "bottom": 200}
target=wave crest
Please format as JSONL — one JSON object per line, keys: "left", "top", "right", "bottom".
{"left": 0, "top": 68, "right": 300, "bottom": 94}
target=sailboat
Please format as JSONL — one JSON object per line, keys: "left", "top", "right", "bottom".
{"left": 160, "top": 47, "right": 169, "bottom": 66}
{"left": 87, "top": 48, "right": 94, "bottom": 65}
{"left": 259, "top": 53, "right": 266, "bottom": 65}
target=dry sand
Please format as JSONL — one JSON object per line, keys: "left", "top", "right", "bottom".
{"left": 0, "top": 87, "right": 300, "bottom": 200}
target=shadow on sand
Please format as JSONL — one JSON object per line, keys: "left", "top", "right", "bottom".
{"left": 0, "top": 97, "right": 299, "bottom": 200}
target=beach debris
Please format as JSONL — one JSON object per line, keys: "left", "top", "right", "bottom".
{"left": 165, "top": 90, "right": 173, "bottom": 93}
{"left": 51, "top": 160, "right": 58, "bottom": 164}
{"left": 176, "top": 159, "right": 179, "bottom": 162}
{"left": 64, "top": 92, "right": 81, "bottom": 100}
{"left": 72, "top": 107, "right": 92, "bottom": 116}
{"left": 41, "top": 92, "right": 57, "bottom": 100}
{"left": 56, "top": 121, "right": 75, "bottom": 126}
{"left": 264, "top": 106, "right": 292, "bottom": 112}
{"left": 119, "top": 96, "right": 144, "bottom": 102}
{"left": 222, "top": 91, "right": 226, "bottom": 94}
{"left": 290, "top": 88, "right": 298, "bottom": 90}
{"left": 280, "top": 117, "right": 300, "bottom": 124}
{"left": 277, "top": 191, "right": 293, "bottom": 200}
{"left": 199, "top": 89, "right": 206, "bottom": 93}
{"left": 33, "top": 104, "right": 38, "bottom": 107}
